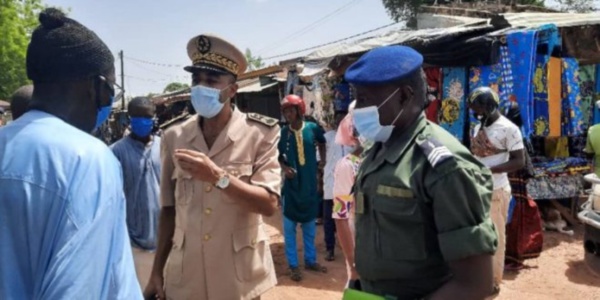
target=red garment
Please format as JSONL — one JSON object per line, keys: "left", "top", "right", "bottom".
{"left": 424, "top": 68, "right": 441, "bottom": 123}
{"left": 506, "top": 172, "right": 544, "bottom": 263}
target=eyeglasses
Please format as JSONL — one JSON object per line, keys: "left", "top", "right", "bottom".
{"left": 98, "top": 75, "right": 122, "bottom": 97}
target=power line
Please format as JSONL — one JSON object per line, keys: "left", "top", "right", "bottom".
{"left": 262, "top": 21, "right": 402, "bottom": 61}
{"left": 256, "top": 0, "right": 362, "bottom": 56}
{"left": 124, "top": 55, "right": 183, "bottom": 68}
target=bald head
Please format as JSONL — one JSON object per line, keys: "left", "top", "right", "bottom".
{"left": 10, "top": 85, "right": 34, "bottom": 120}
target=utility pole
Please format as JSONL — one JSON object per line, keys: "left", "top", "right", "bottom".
{"left": 119, "top": 50, "right": 125, "bottom": 110}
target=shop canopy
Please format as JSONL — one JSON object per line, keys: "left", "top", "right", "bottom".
{"left": 299, "top": 12, "right": 600, "bottom": 73}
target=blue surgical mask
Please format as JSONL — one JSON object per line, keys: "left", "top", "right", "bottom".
{"left": 191, "top": 85, "right": 228, "bottom": 118}
{"left": 352, "top": 88, "right": 406, "bottom": 143}
{"left": 94, "top": 95, "right": 113, "bottom": 132}
{"left": 130, "top": 117, "right": 154, "bottom": 137}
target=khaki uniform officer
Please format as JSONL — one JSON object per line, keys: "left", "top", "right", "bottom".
{"left": 144, "top": 34, "right": 281, "bottom": 300}
{"left": 345, "top": 45, "right": 498, "bottom": 300}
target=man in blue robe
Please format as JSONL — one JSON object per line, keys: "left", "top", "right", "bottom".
{"left": 111, "top": 97, "right": 161, "bottom": 279}
{"left": 0, "top": 8, "right": 141, "bottom": 299}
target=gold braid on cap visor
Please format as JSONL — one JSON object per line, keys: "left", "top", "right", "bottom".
{"left": 192, "top": 52, "right": 239, "bottom": 75}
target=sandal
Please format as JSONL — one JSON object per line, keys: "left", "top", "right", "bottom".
{"left": 505, "top": 262, "right": 525, "bottom": 271}
{"left": 289, "top": 267, "right": 303, "bottom": 282}
{"left": 305, "top": 262, "right": 328, "bottom": 273}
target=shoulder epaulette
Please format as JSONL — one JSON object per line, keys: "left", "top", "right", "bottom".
{"left": 416, "top": 134, "right": 454, "bottom": 168}
{"left": 247, "top": 112, "right": 278, "bottom": 127}
{"left": 160, "top": 113, "right": 190, "bottom": 130}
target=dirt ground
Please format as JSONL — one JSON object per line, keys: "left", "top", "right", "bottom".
{"left": 134, "top": 209, "right": 600, "bottom": 300}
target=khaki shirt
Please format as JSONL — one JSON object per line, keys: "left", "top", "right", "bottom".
{"left": 161, "top": 108, "right": 281, "bottom": 300}
{"left": 354, "top": 114, "right": 497, "bottom": 299}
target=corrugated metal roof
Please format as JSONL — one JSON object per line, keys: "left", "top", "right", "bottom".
{"left": 502, "top": 12, "right": 600, "bottom": 28}
{"left": 237, "top": 81, "right": 278, "bottom": 93}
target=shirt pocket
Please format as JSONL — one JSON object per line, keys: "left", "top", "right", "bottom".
{"left": 232, "top": 224, "right": 271, "bottom": 282}
{"left": 171, "top": 168, "right": 193, "bottom": 206}
{"left": 371, "top": 189, "right": 427, "bottom": 262}
{"left": 165, "top": 228, "right": 185, "bottom": 285}
{"left": 221, "top": 163, "right": 253, "bottom": 204}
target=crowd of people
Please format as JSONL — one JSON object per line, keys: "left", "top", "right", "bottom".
{"left": 0, "top": 7, "right": 550, "bottom": 300}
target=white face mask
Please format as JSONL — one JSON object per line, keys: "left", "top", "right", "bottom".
{"left": 352, "top": 88, "right": 410, "bottom": 143}
{"left": 190, "top": 85, "right": 229, "bottom": 118}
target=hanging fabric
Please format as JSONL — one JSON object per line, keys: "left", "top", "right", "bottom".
{"left": 533, "top": 55, "right": 550, "bottom": 137}
{"left": 561, "top": 58, "right": 584, "bottom": 136}
{"left": 468, "top": 60, "right": 504, "bottom": 135}
{"left": 548, "top": 57, "right": 562, "bottom": 136}
{"left": 544, "top": 137, "right": 570, "bottom": 158}
{"left": 440, "top": 67, "right": 467, "bottom": 141}
{"left": 594, "top": 64, "right": 600, "bottom": 125}
{"left": 579, "top": 64, "right": 596, "bottom": 130}
{"left": 506, "top": 30, "right": 538, "bottom": 139}
{"left": 424, "top": 67, "right": 442, "bottom": 124}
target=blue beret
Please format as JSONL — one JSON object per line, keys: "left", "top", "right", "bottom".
{"left": 345, "top": 45, "right": 423, "bottom": 85}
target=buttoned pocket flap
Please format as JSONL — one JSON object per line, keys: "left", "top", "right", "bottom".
{"left": 172, "top": 228, "right": 185, "bottom": 249}
{"left": 224, "top": 163, "right": 253, "bottom": 179}
{"left": 233, "top": 225, "right": 269, "bottom": 252}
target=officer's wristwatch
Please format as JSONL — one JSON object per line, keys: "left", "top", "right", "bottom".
{"left": 214, "top": 171, "right": 230, "bottom": 190}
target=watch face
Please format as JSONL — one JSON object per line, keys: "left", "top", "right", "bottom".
{"left": 217, "top": 175, "right": 230, "bottom": 189}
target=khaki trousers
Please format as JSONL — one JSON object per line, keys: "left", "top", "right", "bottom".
{"left": 490, "top": 186, "right": 511, "bottom": 285}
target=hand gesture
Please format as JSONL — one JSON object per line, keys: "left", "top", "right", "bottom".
{"left": 283, "top": 166, "right": 296, "bottom": 179}
{"left": 174, "top": 149, "right": 221, "bottom": 183}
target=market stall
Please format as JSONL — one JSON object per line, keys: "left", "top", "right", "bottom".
{"left": 281, "top": 12, "right": 600, "bottom": 222}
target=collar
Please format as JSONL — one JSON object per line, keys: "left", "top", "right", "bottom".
{"left": 383, "top": 113, "right": 428, "bottom": 164}
{"left": 183, "top": 107, "right": 245, "bottom": 156}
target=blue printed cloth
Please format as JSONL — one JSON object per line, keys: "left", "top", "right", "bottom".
{"left": 506, "top": 30, "right": 538, "bottom": 139}
{"left": 468, "top": 61, "right": 504, "bottom": 134}
{"left": 440, "top": 67, "right": 468, "bottom": 141}
{"left": 533, "top": 55, "right": 550, "bottom": 136}
{"left": 579, "top": 64, "right": 596, "bottom": 130}
{"left": 562, "top": 58, "right": 584, "bottom": 136}
{"left": 594, "top": 64, "right": 600, "bottom": 125}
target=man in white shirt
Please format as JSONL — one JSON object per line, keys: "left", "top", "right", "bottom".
{"left": 322, "top": 110, "right": 351, "bottom": 261}
{"left": 468, "top": 87, "right": 525, "bottom": 294}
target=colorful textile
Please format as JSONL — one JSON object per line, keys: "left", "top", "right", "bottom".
{"left": 469, "top": 62, "right": 504, "bottom": 133}
{"left": 506, "top": 172, "right": 543, "bottom": 264}
{"left": 440, "top": 67, "right": 467, "bottom": 140}
{"left": 333, "top": 154, "right": 362, "bottom": 220}
{"left": 579, "top": 64, "right": 597, "bottom": 129}
{"left": 562, "top": 58, "right": 584, "bottom": 136}
{"left": 594, "top": 64, "right": 600, "bottom": 125}
{"left": 548, "top": 57, "right": 562, "bottom": 136}
{"left": 533, "top": 55, "right": 550, "bottom": 136}
{"left": 506, "top": 30, "right": 538, "bottom": 139}
{"left": 569, "top": 136, "right": 588, "bottom": 159}
{"left": 425, "top": 67, "right": 442, "bottom": 123}
{"left": 544, "top": 137, "right": 570, "bottom": 158}
{"left": 530, "top": 137, "right": 546, "bottom": 157}
{"left": 526, "top": 174, "right": 583, "bottom": 200}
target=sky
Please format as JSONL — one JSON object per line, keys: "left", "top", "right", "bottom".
{"left": 43, "top": 0, "right": 397, "bottom": 97}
